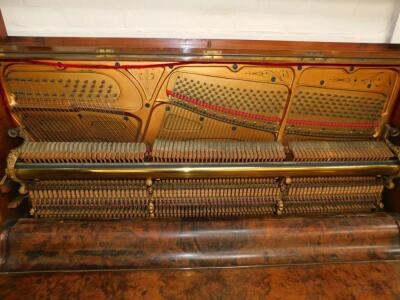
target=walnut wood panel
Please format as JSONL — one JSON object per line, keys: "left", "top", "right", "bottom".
{"left": 390, "top": 94, "right": 400, "bottom": 126}
{"left": 384, "top": 179, "right": 400, "bottom": 213}
{"left": 386, "top": 94, "right": 400, "bottom": 211}
{"left": 210, "top": 39, "right": 400, "bottom": 58}
{"left": 0, "top": 213, "right": 399, "bottom": 272}
{"left": 0, "top": 262, "right": 399, "bottom": 300}
{"left": 0, "top": 37, "right": 208, "bottom": 50}
{"left": 0, "top": 72, "right": 21, "bottom": 225}
{"left": 0, "top": 10, "right": 6, "bottom": 40}
{"left": 1, "top": 37, "right": 400, "bottom": 60}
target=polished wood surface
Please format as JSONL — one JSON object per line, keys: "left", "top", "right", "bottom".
{"left": 1, "top": 37, "right": 400, "bottom": 60}
{"left": 1, "top": 214, "right": 399, "bottom": 272}
{"left": 0, "top": 10, "right": 6, "bottom": 40}
{"left": 0, "top": 262, "right": 399, "bottom": 299}
{"left": 0, "top": 37, "right": 208, "bottom": 50}
{"left": 0, "top": 74, "right": 20, "bottom": 225}
{"left": 391, "top": 94, "right": 400, "bottom": 127}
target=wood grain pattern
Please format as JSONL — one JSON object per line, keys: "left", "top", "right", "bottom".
{"left": 1, "top": 213, "right": 399, "bottom": 272}
{"left": 0, "top": 70, "right": 21, "bottom": 225}
{"left": 0, "top": 262, "right": 399, "bottom": 300}
{"left": 390, "top": 94, "right": 400, "bottom": 127}
{"left": 0, "top": 10, "right": 7, "bottom": 40}
{"left": 0, "top": 37, "right": 400, "bottom": 59}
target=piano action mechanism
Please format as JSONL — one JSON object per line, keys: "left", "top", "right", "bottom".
{"left": 2, "top": 60, "right": 400, "bottom": 219}
{"left": 0, "top": 42, "right": 400, "bottom": 277}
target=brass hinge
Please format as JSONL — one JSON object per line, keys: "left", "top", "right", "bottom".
{"left": 203, "top": 50, "right": 222, "bottom": 56}
{"left": 95, "top": 48, "right": 116, "bottom": 58}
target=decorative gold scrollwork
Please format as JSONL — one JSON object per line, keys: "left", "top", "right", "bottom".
{"left": 6, "top": 148, "right": 27, "bottom": 194}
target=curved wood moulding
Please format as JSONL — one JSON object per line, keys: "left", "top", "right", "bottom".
{"left": 0, "top": 213, "right": 399, "bottom": 272}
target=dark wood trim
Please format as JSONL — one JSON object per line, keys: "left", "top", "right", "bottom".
{"left": 0, "top": 10, "right": 7, "bottom": 39}
{"left": 210, "top": 39, "right": 400, "bottom": 55}
{"left": 1, "top": 37, "right": 400, "bottom": 59}
{"left": 1, "top": 37, "right": 208, "bottom": 49}
{"left": 391, "top": 96, "right": 400, "bottom": 127}
{"left": 3, "top": 37, "right": 400, "bottom": 51}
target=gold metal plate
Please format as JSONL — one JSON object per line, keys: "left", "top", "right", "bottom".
{"left": 12, "top": 109, "right": 140, "bottom": 142}
{"left": 5, "top": 65, "right": 144, "bottom": 110}
{"left": 166, "top": 71, "right": 289, "bottom": 132}
{"left": 1, "top": 63, "right": 398, "bottom": 143}
{"left": 284, "top": 68, "right": 396, "bottom": 139}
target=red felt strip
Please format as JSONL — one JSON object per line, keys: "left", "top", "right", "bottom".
{"left": 0, "top": 59, "right": 398, "bottom": 70}
{"left": 167, "top": 90, "right": 281, "bottom": 123}
{"left": 167, "top": 90, "right": 378, "bottom": 129}
{"left": 0, "top": 58, "right": 381, "bottom": 131}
